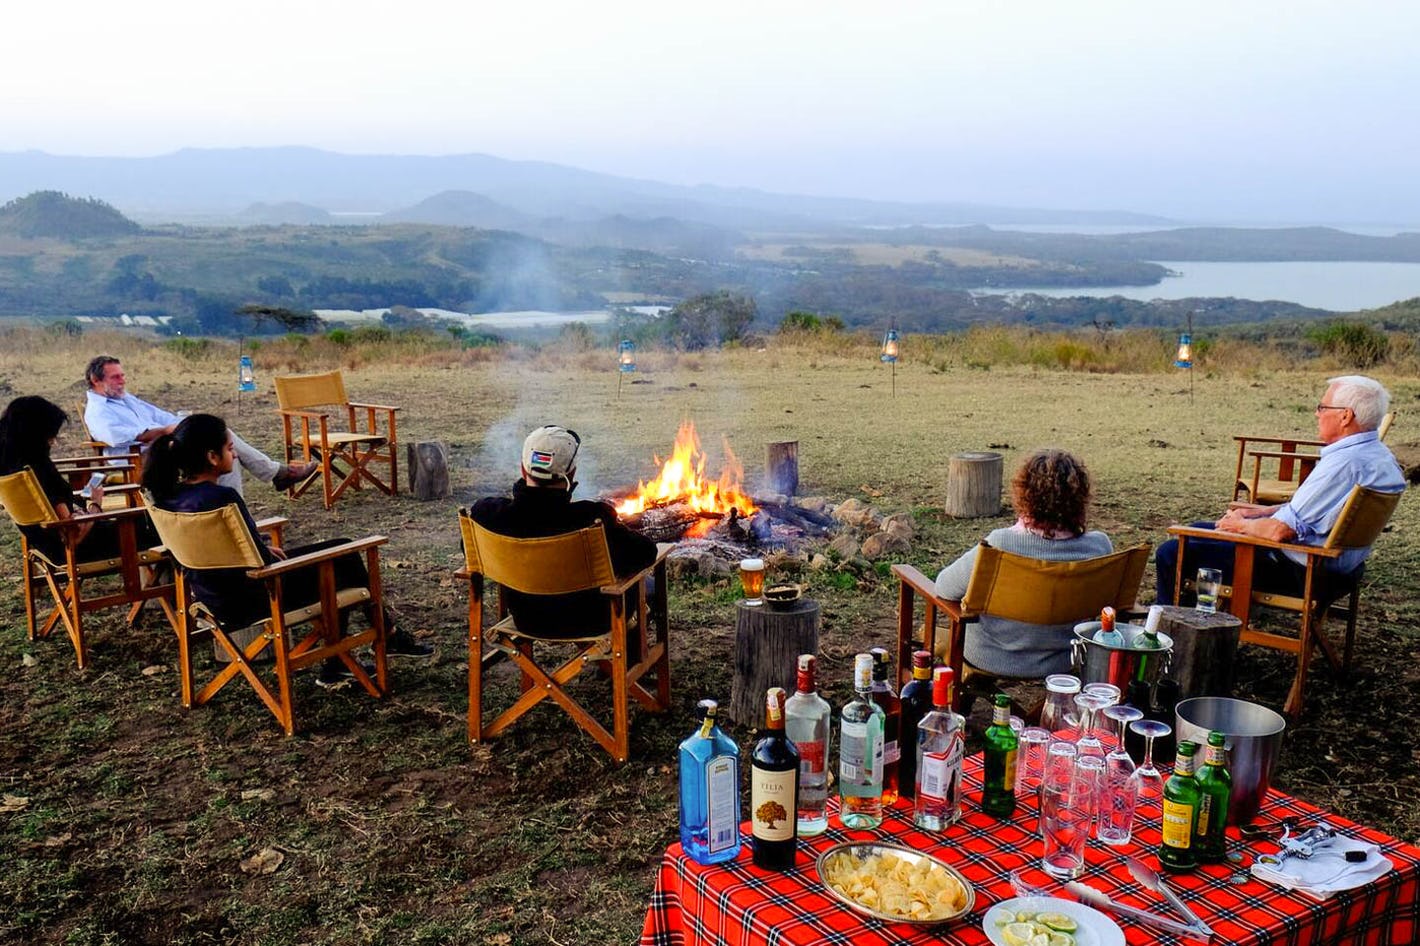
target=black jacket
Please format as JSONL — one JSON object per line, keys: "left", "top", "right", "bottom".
{"left": 468, "top": 480, "right": 655, "bottom": 636}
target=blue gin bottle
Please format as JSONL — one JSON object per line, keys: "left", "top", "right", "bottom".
{"left": 679, "top": 699, "right": 742, "bottom": 865}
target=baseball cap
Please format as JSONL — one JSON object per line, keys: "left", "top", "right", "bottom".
{"left": 522, "top": 425, "right": 581, "bottom": 483}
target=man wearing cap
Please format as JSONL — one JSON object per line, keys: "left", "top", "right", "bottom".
{"left": 468, "top": 425, "right": 656, "bottom": 635}
{"left": 1155, "top": 374, "right": 1403, "bottom": 604}
{"left": 83, "top": 354, "right": 316, "bottom": 497}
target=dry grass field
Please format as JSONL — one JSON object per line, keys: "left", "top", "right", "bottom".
{"left": 1, "top": 329, "right": 1417, "bottom": 945}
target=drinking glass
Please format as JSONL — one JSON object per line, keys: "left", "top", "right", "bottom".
{"left": 739, "top": 558, "right": 765, "bottom": 605}
{"left": 1016, "top": 727, "right": 1052, "bottom": 797}
{"left": 1039, "top": 742, "right": 1090, "bottom": 880}
{"left": 1097, "top": 705, "right": 1143, "bottom": 845}
{"left": 1040, "top": 674, "right": 1081, "bottom": 737}
{"left": 1083, "top": 682, "right": 1121, "bottom": 707}
{"left": 1073, "top": 691, "right": 1111, "bottom": 763}
{"left": 1126, "top": 718, "right": 1172, "bottom": 805}
{"left": 1196, "top": 567, "right": 1223, "bottom": 614}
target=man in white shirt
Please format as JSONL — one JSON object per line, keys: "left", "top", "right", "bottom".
{"left": 83, "top": 354, "right": 316, "bottom": 497}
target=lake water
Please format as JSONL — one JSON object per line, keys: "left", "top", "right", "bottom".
{"left": 314, "top": 306, "right": 668, "bottom": 328}
{"left": 971, "top": 261, "right": 1420, "bottom": 312}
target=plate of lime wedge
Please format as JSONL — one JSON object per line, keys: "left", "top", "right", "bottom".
{"left": 983, "top": 896, "right": 1124, "bottom": 946}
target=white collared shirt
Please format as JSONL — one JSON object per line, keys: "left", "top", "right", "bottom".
{"left": 84, "top": 389, "right": 181, "bottom": 454}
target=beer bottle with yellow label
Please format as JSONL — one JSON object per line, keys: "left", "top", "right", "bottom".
{"left": 1159, "top": 740, "right": 1201, "bottom": 872}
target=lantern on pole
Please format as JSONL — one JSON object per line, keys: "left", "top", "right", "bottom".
{"left": 880, "top": 326, "right": 900, "bottom": 397}
{"left": 1174, "top": 312, "right": 1194, "bottom": 403}
{"left": 238, "top": 354, "right": 256, "bottom": 391}
{"left": 617, "top": 339, "right": 636, "bottom": 398}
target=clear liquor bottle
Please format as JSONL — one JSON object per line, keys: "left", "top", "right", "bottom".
{"left": 1159, "top": 740, "right": 1201, "bottom": 873}
{"left": 914, "top": 666, "right": 965, "bottom": 831}
{"left": 1194, "top": 731, "right": 1231, "bottom": 863}
{"left": 868, "top": 647, "right": 902, "bottom": 806}
{"left": 784, "top": 654, "right": 832, "bottom": 836}
{"left": 751, "top": 687, "right": 800, "bottom": 871}
{"left": 678, "top": 699, "right": 742, "bottom": 865}
{"left": 897, "top": 650, "right": 934, "bottom": 802}
{"left": 981, "top": 693, "right": 1019, "bottom": 819}
{"left": 839, "top": 653, "right": 886, "bottom": 830}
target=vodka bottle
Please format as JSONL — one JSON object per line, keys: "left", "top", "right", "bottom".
{"left": 1194, "top": 731, "right": 1232, "bottom": 863}
{"left": 838, "top": 653, "right": 886, "bottom": 830}
{"left": 981, "top": 693, "right": 1019, "bottom": 819}
{"left": 784, "top": 654, "right": 831, "bottom": 836}
{"left": 897, "top": 650, "right": 934, "bottom": 802}
{"left": 751, "top": 687, "right": 800, "bottom": 871}
{"left": 868, "top": 647, "right": 902, "bottom": 806}
{"left": 1093, "top": 605, "right": 1124, "bottom": 647}
{"left": 914, "top": 666, "right": 965, "bottom": 831}
{"left": 678, "top": 699, "right": 742, "bottom": 865}
{"left": 1159, "top": 740, "right": 1201, "bottom": 873}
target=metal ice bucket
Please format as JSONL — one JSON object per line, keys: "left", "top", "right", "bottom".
{"left": 1070, "top": 622, "right": 1174, "bottom": 692}
{"left": 1175, "top": 696, "right": 1286, "bottom": 826}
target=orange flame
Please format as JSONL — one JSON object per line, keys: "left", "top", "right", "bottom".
{"left": 615, "top": 422, "right": 756, "bottom": 536}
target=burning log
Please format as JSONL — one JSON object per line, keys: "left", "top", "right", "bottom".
{"left": 622, "top": 503, "right": 723, "bottom": 544}
{"left": 754, "top": 501, "right": 836, "bottom": 535}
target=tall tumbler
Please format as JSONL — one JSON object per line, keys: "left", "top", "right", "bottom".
{"left": 1039, "top": 743, "right": 1090, "bottom": 880}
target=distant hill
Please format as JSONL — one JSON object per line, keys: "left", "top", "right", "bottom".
{"left": 381, "top": 190, "right": 534, "bottom": 230}
{"left": 0, "top": 191, "right": 140, "bottom": 238}
{"left": 234, "top": 201, "right": 334, "bottom": 226}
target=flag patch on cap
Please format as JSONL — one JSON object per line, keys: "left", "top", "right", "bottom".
{"left": 529, "top": 450, "right": 555, "bottom": 468}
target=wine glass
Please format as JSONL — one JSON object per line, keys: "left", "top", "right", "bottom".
{"left": 1073, "top": 691, "right": 1111, "bottom": 762}
{"left": 1126, "top": 718, "right": 1172, "bottom": 805}
{"left": 1097, "top": 705, "right": 1144, "bottom": 845}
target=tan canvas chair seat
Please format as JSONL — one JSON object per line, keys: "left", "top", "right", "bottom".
{"left": 0, "top": 468, "right": 175, "bottom": 668}
{"left": 895, "top": 543, "right": 1150, "bottom": 715}
{"left": 274, "top": 370, "right": 399, "bottom": 510}
{"left": 1169, "top": 484, "right": 1402, "bottom": 719}
{"left": 459, "top": 512, "right": 671, "bottom": 763}
{"left": 146, "top": 501, "right": 389, "bottom": 735}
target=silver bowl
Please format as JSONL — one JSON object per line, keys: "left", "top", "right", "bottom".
{"left": 815, "top": 840, "right": 975, "bottom": 926}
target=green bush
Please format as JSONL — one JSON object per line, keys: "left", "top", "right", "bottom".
{"left": 1306, "top": 321, "right": 1390, "bottom": 368}
{"left": 163, "top": 337, "right": 213, "bottom": 359}
{"left": 350, "top": 325, "right": 392, "bottom": 344}
{"left": 326, "top": 328, "right": 352, "bottom": 346}
{"left": 45, "top": 318, "right": 83, "bottom": 337}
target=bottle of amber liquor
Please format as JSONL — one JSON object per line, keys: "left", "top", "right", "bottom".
{"left": 751, "top": 687, "right": 800, "bottom": 871}
{"left": 869, "top": 647, "right": 903, "bottom": 806}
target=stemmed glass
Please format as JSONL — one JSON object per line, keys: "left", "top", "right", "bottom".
{"left": 1126, "top": 718, "right": 1172, "bottom": 805}
{"left": 1097, "top": 705, "right": 1144, "bottom": 845}
{"left": 1073, "top": 691, "right": 1112, "bottom": 763}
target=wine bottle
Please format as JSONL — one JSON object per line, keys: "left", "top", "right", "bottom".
{"left": 751, "top": 687, "right": 800, "bottom": 871}
{"left": 784, "top": 654, "right": 831, "bottom": 836}
{"left": 868, "top": 647, "right": 902, "bottom": 806}
{"left": 1093, "top": 605, "right": 1124, "bottom": 647}
{"left": 678, "top": 699, "right": 742, "bottom": 865}
{"left": 897, "top": 649, "right": 934, "bottom": 801}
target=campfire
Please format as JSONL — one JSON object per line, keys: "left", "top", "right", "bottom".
{"left": 611, "top": 422, "right": 834, "bottom": 551}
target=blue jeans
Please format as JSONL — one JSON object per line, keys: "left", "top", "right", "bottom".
{"left": 1154, "top": 522, "right": 1311, "bottom": 605}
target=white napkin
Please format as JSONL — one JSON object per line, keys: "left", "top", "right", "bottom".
{"left": 1250, "top": 834, "right": 1393, "bottom": 901}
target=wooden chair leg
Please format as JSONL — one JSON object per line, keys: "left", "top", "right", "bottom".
{"left": 20, "top": 554, "right": 37, "bottom": 642}
{"left": 611, "top": 603, "right": 630, "bottom": 763}
{"left": 1341, "top": 585, "right": 1361, "bottom": 677}
{"left": 896, "top": 580, "right": 915, "bottom": 691}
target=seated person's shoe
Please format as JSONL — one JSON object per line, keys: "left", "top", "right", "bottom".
{"left": 315, "top": 658, "right": 376, "bottom": 689}
{"left": 272, "top": 460, "right": 320, "bottom": 491}
{"left": 386, "top": 628, "right": 434, "bottom": 658}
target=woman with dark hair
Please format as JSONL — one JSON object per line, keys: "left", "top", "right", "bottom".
{"left": 0, "top": 395, "right": 151, "bottom": 562}
{"left": 143, "top": 414, "right": 431, "bottom": 685}
{"left": 934, "top": 448, "right": 1113, "bottom": 676}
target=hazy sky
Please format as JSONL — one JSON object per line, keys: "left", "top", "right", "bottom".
{"left": 6, "top": 1, "right": 1418, "bottom": 223}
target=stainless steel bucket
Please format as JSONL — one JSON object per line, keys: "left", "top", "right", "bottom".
{"left": 1070, "top": 622, "right": 1174, "bottom": 692}
{"left": 1175, "top": 696, "right": 1286, "bottom": 826}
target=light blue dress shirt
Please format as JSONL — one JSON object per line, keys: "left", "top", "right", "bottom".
{"left": 1272, "top": 429, "right": 1404, "bottom": 571}
{"left": 84, "top": 389, "right": 180, "bottom": 454}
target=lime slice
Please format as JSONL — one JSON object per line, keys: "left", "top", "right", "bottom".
{"left": 1038, "top": 912, "right": 1078, "bottom": 933}
{"left": 1048, "top": 933, "right": 1075, "bottom": 946}
{"left": 1001, "top": 922, "right": 1036, "bottom": 946}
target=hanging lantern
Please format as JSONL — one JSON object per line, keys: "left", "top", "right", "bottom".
{"left": 1174, "top": 332, "right": 1192, "bottom": 369}
{"left": 880, "top": 327, "right": 900, "bottom": 363}
{"left": 617, "top": 339, "right": 636, "bottom": 373}
{"left": 238, "top": 354, "right": 257, "bottom": 392}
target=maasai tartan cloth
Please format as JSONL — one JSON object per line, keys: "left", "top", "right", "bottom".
{"left": 642, "top": 753, "right": 1420, "bottom": 946}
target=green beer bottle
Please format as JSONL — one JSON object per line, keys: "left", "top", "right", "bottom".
{"left": 981, "top": 694, "right": 1018, "bottom": 819}
{"left": 1194, "top": 731, "right": 1232, "bottom": 863}
{"left": 1159, "top": 740, "right": 1201, "bottom": 873}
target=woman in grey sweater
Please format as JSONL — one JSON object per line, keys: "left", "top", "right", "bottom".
{"left": 935, "top": 448, "right": 1111, "bottom": 677}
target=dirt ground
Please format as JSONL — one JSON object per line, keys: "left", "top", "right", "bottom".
{"left": 1, "top": 335, "right": 1417, "bottom": 945}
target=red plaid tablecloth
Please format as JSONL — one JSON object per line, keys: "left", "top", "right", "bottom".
{"left": 641, "top": 753, "right": 1420, "bottom": 946}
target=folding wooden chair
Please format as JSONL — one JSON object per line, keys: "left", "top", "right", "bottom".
{"left": 145, "top": 503, "right": 389, "bottom": 735}
{"left": 274, "top": 370, "right": 399, "bottom": 509}
{"left": 894, "top": 543, "right": 1150, "bottom": 715}
{"left": 1232, "top": 412, "right": 1395, "bottom": 504}
{"left": 1168, "top": 484, "right": 1402, "bottom": 719}
{"left": 458, "top": 513, "right": 671, "bottom": 763}
{"left": 0, "top": 468, "right": 175, "bottom": 668}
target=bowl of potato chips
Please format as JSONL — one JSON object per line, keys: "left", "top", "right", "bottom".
{"left": 815, "top": 841, "right": 974, "bottom": 926}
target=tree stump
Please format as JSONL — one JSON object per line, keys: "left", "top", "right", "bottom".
{"left": 765, "top": 440, "right": 800, "bottom": 496}
{"left": 945, "top": 451, "right": 1003, "bottom": 518}
{"left": 729, "top": 599, "right": 820, "bottom": 726}
{"left": 1155, "top": 606, "right": 1243, "bottom": 699}
{"left": 405, "top": 441, "right": 451, "bottom": 501}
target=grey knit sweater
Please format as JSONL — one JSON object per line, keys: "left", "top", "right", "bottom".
{"left": 934, "top": 527, "right": 1114, "bottom": 678}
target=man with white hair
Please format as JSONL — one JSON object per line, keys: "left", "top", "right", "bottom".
{"left": 1156, "top": 374, "right": 1404, "bottom": 604}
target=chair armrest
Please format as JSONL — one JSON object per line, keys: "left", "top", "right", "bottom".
{"left": 1233, "top": 434, "right": 1325, "bottom": 447}
{"left": 600, "top": 545, "right": 671, "bottom": 596}
{"left": 277, "top": 408, "right": 330, "bottom": 420}
{"left": 1227, "top": 501, "right": 1275, "bottom": 514}
{"left": 49, "top": 505, "right": 152, "bottom": 528}
{"left": 247, "top": 535, "right": 389, "bottom": 579}
{"left": 1166, "top": 524, "right": 1341, "bottom": 559}
{"left": 1248, "top": 449, "right": 1320, "bottom": 461}
{"left": 891, "top": 563, "right": 940, "bottom": 601}
{"left": 454, "top": 567, "right": 474, "bottom": 580}
{"left": 53, "top": 453, "right": 139, "bottom": 467}
{"left": 347, "top": 401, "right": 401, "bottom": 413}
{"left": 254, "top": 516, "right": 288, "bottom": 534}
